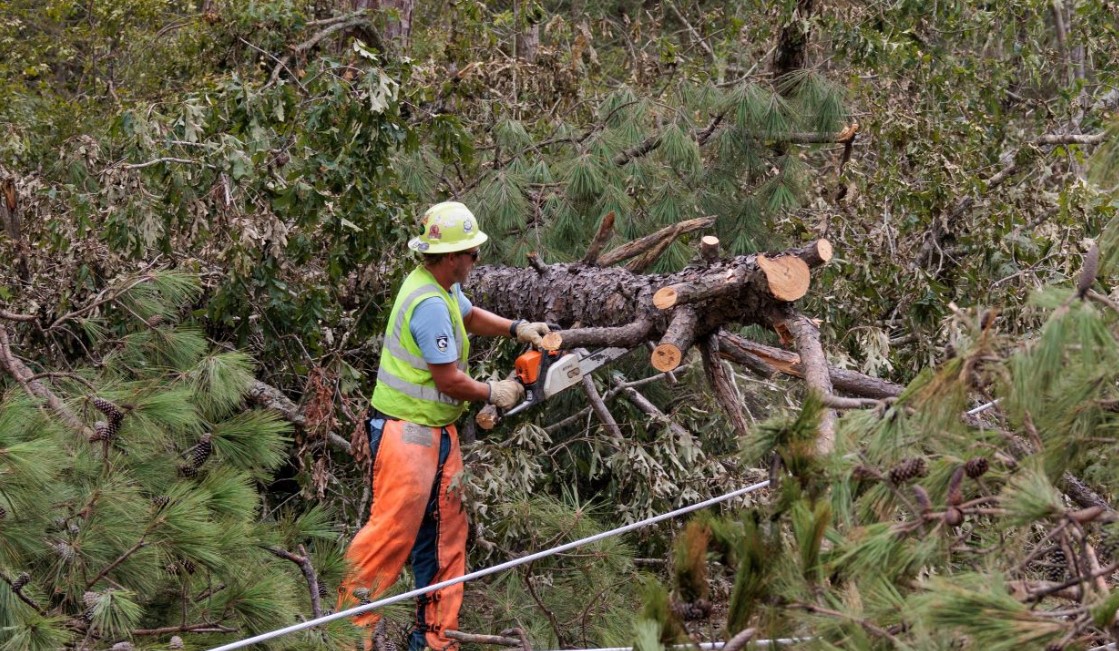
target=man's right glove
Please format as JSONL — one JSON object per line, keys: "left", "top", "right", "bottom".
{"left": 513, "top": 320, "right": 551, "bottom": 347}
{"left": 488, "top": 379, "right": 525, "bottom": 410}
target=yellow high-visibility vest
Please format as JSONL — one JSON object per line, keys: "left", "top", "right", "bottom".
{"left": 371, "top": 266, "right": 470, "bottom": 427}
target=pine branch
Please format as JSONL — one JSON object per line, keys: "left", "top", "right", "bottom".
{"left": 132, "top": 623, "right": 237, "bottom": 636}
{"left": 0, "top": 323, "right": 91, "bottom": 436}
{"left": 0, "top": 570, "right": 44, "bottom": 613}
{"left": 791, "top": 602, "right": 899, "bottom": 642}
{"left": 87, "top": 538, "right": 148, "bottom": 590}
{"left": 265, "top": 545, "right": 324, "bottom": 618}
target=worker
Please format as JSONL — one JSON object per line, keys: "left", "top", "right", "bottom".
{"left": 339, "top": 201, "right": 550, "bottom": 651}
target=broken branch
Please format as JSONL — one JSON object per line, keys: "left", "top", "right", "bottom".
{"left": 597, "top": 217, "right": 715, "bottom": 267}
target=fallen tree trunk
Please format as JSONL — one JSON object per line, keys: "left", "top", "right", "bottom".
{"left": 469, "top": 240, "right": 832, "bottom": 374}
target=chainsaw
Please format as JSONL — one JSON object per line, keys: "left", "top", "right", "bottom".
{"left": 502, "top": 345, "right": 634, "bottom": 417}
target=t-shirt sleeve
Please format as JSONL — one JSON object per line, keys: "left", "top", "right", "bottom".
{"left": 454, "top": 284, "right": 473, "bottom": 318}
{"left": 410, "top": 297, "right": 461, "bottom": 364}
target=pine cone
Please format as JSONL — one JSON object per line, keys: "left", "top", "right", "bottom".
{"left": 1047, "top": 548, "right": 1067, "bottom": 582}
{"left": 0, "top": 505, "right": 6, "bottom": 519}
{"left": 964, "top": 457, "right": 989, "bottom": 478}
{"left": 888, "top": 457, "right": 928, "bottom": 484}
{"left": 146, "top": 314, "right": 165, "bottom": 327}
{"left": 91, "top": 397, "right": 124, "bottom": 434}
{"left": 111, "top": 643, "right": 133, "bottom": 651}
{"left": 12, "top": 572, "right": 29, "bottom": 591}
{"left": 88, "top": 421, "right": 113, "bottom": 443}
{"left": 178, "top": 464, "right": 198, "bottom": 478}
{"left": 169, "top": 636, "right": 184, "bottom": 650}
{"left": 151, "top": 496, "right": 170, "bottom": 509}
{"left": 190, "top": 434, "right": 213, "bottom": 468}
{"left": 671, "top": 598, "right": 712, "bottom": 621}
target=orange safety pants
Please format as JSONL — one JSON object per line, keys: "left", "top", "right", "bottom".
{"left": 339, "top": 413, "right": 467, "bottom": 651}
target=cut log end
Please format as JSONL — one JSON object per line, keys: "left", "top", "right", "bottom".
{"left": 700, "top": 236, "right": 721, "bottom": 264}
{"left": 652, "top": 287, "right": 679, "bottom": 310}
{"left": 541, "top": 332, "right": 563, "bottom": 351}
{"left": 756, "top": 255, "right": 810, "bottom": 302}
{"left": 651, "top": 343, "right": 684, "bottom": 372}
{"left": 475, "top": 405, "right": 499, "bottom": 430}
{"left": 816, "top": 239, "right": 833, "bottom": 264}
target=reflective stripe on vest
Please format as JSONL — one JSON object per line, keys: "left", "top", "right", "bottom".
{"left": 371, "top": 267, "right": 470, "bottom": 427}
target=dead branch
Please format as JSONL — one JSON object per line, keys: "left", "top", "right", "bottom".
{"left": 1036, "top": 133, "right": 1107, "bottom": 145}
{"left": 700, "top": 334, "right": 752, "bottom": 439}
{"left": 715, "top": 332, "right": 904, "bottom": 399}
{"left": 544, "top": 373, "right": 671, "bottom": 433}
{"left": 597, "top": 217, "right": 715, "bottom": 267}
{"left": 445, "top": 630, "right": 522, "bottom": 647}
{"left": 612, "top": 376, "right": 691, "bottom": 440}
{"left": 575, "top": 349, "right": 623, "bottom": 439}
{"left": 581, "top": 211, "right": 616, "bottom": 266}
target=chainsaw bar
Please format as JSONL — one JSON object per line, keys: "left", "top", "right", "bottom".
{"left": 541, "top": 347, "right": 633, "bottom": 398}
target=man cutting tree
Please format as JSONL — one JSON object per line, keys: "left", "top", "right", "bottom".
{"left": 339, "top": 201, "right": 550, "bottom": 651}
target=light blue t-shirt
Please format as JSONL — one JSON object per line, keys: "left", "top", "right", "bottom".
{"left": 409, "top": 284, "right": 473, "bottom": 364}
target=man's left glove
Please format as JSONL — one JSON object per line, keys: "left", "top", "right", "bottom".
{"left": 513, "top": 320, "right": 550, "bottom": 347}
{"left": 488, "top": 379, "right": 525, "bottom": 410}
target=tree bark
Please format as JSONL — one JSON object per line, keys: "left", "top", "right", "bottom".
{"left": 771, "top": 0, "right": 816, "bottom": 85}
{"left": 469, "top": 241, "right": 826, "bottom": 372}
{"left": 353, "top": 0, "right": 412, "bottom": 50}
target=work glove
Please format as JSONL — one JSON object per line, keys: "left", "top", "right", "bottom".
{"left": 488, "top": 379, "right": 525, "bottom": 410}
{"left": 513, "top": 320, "right": 551, "bottom": 347}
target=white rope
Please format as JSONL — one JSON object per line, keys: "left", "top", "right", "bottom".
{"left": 207, "top": 480, "right": 770, "bottom": 650}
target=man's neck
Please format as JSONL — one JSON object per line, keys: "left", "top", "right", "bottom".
{"left": 424, "top": 263, "right": 455, "bottom": 291}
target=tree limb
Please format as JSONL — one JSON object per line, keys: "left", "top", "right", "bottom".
{"left": 700, "top": 334, "right": 752, "bottom": 439}
{"left": 0, "top": 324, "right": 91, "bottom": 436}
{"left": 772, "top": 310, "right": 836, "bottom": 453}
{"left": 597, "top": 216, "right": 715, "bottom": 267}
{"left": 264, "top": 545, "right": 324, "bottom": 618}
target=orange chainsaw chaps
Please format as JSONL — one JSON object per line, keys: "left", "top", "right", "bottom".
{"left": 339, "top": 417, "right": 468, "bottom": 651}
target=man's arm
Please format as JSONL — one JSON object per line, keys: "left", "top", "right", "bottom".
{"left": 463, "top": 306, "right": 515, "bottom": 338}
{"left": 429, "top": 362, "right": 491, "bottom": 402}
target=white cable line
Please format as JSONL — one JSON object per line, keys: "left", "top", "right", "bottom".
{"left": 966, "top": 399, "right": 1000, "bottom": 416}
{"left": 208, "top": 480, "right": 771, "bottom": 651}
